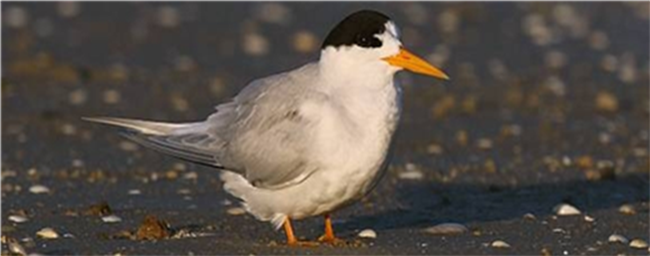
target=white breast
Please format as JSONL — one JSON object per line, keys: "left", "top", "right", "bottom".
{"left": 303, "top": 78, "right": 400, "bottom": 214}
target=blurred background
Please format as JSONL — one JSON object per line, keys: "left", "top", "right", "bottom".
{"left": 2, "top": 2, "right": 649, "bottom": 255}
{"left": 3, "top": 1, "right": 648, "bottom": 183}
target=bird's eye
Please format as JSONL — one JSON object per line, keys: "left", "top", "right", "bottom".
{"left": 355, "top": 34, "right": 382, "bottom": 48}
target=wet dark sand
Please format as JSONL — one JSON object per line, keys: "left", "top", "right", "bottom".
{"left": 2, "top": 2, "right": 649, "bottom": 255}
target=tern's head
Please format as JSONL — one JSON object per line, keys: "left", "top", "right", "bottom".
{"left": 320, "top": 10, "right": 449, "bottom": 80}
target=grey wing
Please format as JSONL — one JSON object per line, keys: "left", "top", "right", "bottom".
{"left": 215, "top": 64, "right": 325, "bottom": 189}
{"left": 125, "top": 63, "right": 323, "bottom": 189}
{"left": 87, "top": 63, "right": 323, "bottom": 187}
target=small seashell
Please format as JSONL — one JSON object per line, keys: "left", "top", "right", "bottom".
{"left": 357, "top": 229, "right": 377, "bottom": 239}
{"left": 608, "top": 234, "right": 629, "bottom": 244}
{"left": 7, "top": 237, "right": 26, "bottom": 256}
{"left": 423, "top": 223, "right": 468, "bottom": 235}
{"left": 29, "top": 185, "right": 50, "bottom": 194}
{"left": 491, "top": 240, "right": 511, "bottom": 248}
{"left": 553, "top": 203, "right": 581, "bottom": 216}
{"left": 523, "top": 213, "right": 536, "bottom": 220}
{"left": 102, "top": 215, "right": 122, "bottom": 223}
{"left": 128, "top": 189, "right": 141, "bottom": 195}
{"left": 398, "top": 170, "right": 423, "bottom": 180}
{"left": 36, "top": 228, "right": 59, "bottom": 239}
{"left": 8, "top": 215, "right": 28, "bottom": 223}
{"left": 584, "top": 215, "right": 595, "bottom": 222}
{"left": 183, "top": 172, "right": 198, "bottom": 180}
{"left": 618, "top": 204, "right": 636, "bottom": 215}
{"left": 399, "top": 163, "right": 424, "bottom": 180}
{"left": 630, "top": 239, "right": 648, "bottom": 249}
{"left": 226, "top": 207, "right": 246, "bottom": 216}
{"left": 477, "top": 138, "right": 493, "bottom": 150}
{"left": 243, "top": 33, "right": 269, "bottom": 56}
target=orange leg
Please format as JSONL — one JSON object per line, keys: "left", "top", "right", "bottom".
{"left": 283, "top": 217, "right": 298, "bottom": 245}
{"left": 318, "top": 214, "right": 345, "bottom": 245}
{"left": 283, "top": 217, "right": 319, "bottom": 247}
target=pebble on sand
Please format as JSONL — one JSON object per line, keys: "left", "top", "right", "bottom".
{"left": 4, "top": 6, "right": 29, "bottom": 29}
{"left": 36, "top": 228, "right": 59, "bottom": 239}
{"left": 157, "top": 5, "right": 180, "bottom": 28}
{"left": 136, "top": 215, "right": 171, "bottom": 240}
{"left": 608, "top": 234, "right": 629, "bottom": 244}
{"left": 7, "top": 237, "right": 26, "bottom": 256}
{"left": 292, "top": 30, "right": 318, "bottom": 53}
{"left": 183, "top": 171, "right": 198, "bottom": 180}
{"left": 8, "top": 215, "right": 28, "bottom": 223}
{"left": 523, "top": 213, "right": 536, "bottom": 220}
{"left": 357, "top": 229, "right": 377, "bottom": 239}
{"left": 243, "top": 33, "right": 269, "bottom": 56}
{"left": 102, "top": 215, "right": 122, "bottom": 223}
{"left": 630, "top": 239, "right": 649, "bottom": 249}
{"left": 618, "top": 204, "right": 636, "bottom": 215}
{"left": 226, "top": 207, "right": 246, "bottom": 216}
{"left": 102, "top": 89, "right": 121, "bottom": 104}
{"left": 491, "top": 240, "right": 511, "bottom": 248}
{"left": 68, "top": 88, "right": 88, "bottom": 105}
{"left": 398, "top": 163, "right": 424, "bottom": 180}
{"left": 57, "top": 2, "right": 81, "bottom": 18}
{"left": 476, "top": 138, "right": 493, "bottom": 150}
{"left": 553, "top": 203, "right": 581, "bottom": 216}
{"left": 426, "top": 144, "right": 444, "bottom": 155}
{"left": 29, "top": 185, "right": 50, "bottom": 194}
{"left": 423, "top": 223, "right": 468, "bottom": 235}
{"left": 253, "top": 3, "right": 291, "bottom": 25}
{"left": 595, "top": 91, "right": 618, "bottom": 112}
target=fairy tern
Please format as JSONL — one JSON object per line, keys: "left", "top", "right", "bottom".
{"left": 85, "top": 9, "right": 449, "bottom": 246}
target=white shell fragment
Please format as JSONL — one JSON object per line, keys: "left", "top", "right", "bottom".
{"left": 423, "top": 223, "right": 468, "bottom": 235}
{"left": 630, "top": 239, "right": 649, "bottom": 249}
{"left": 226, "top": 207, "right": 246, "bottom": 216}
{"left": 618, "top": 204, "right": 636, "bottom": 215}
{"left": 584, "top": 215, "right": 595, "bottom": 222}
{"left": 357, "top": 229, "right": 377, "bottom": 239}
{"left": 398, "top": 170, "right": 424, "bottom": 180}
{"left": 101, "top": 215, "right": 122, "bottom": 223}
{"left": 29, "top": 185, "right": 50, "bottom": 194}
{"left": 523, "top": 213, "right": 536, "bottom": 220}
{"left": 608, "top": 234, "right": 629, "bottom": 244}
{"left": 491, "top": 240, "right": 511, "bottom": 248}
{"left": 7, "top": 238, "right": 26, "bottom": 256}
{"left": 553, "top": 203, "right": 581, "bottom": 216}
{"left": 36, "top": 228, "right": 59, "bottom": 239}
{"left": 398, "top": 163, "right": 424, "bottom": 180}
{"left": 8, "top": 215, "right": 28, "bottom": 223}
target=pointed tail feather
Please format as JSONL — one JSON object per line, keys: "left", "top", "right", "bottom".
{"left": 82, "top": 116, "right": 194, "bottom": 135}
{"left": 83, "top": 116, "right": 224, "bottom": 168}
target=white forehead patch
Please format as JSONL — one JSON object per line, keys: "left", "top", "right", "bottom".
{"left": 385, "top": 21, "right": 400, "bottom": 38}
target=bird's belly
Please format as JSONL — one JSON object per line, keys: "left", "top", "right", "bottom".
{"left": 291, "top": 116, "right": 396, "bottom": 218}
{"left": 284, "top": 84, "right": 399, "bottom": 219}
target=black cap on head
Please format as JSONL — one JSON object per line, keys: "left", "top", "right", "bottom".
{"left": 321, "top": 10, "right": 391, "bottom": 49}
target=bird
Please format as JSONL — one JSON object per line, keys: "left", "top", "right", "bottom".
{"left": 85, "top": 9, "right": 448, "bottom": 246}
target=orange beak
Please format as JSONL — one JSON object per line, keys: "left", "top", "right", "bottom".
{"left": 382, "top": 48, "right": 450, "bottom": 80}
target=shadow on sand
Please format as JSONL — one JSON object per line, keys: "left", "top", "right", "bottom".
{"left": 339, "top": 173, "right": 649, "bottom": 232}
